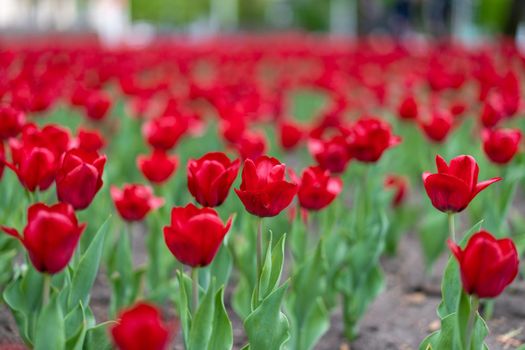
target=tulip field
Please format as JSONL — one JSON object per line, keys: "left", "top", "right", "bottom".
{"left": 1, "top": 34, "right": 525, "bottom": 350}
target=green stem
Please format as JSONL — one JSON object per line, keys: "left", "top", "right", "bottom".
{"left": 255, "top": 217, "right": 263, "bottom": 303}
{"left": 448, "top": 212, "right": 456, "bottom": 242}
{"left": 42, "top": 274, "right": 51, "bottom": 306}
{"left": 191, "top": 268, "right": 199, "bottom": 313}
{"left": 465, "top": 296, "right": 480, "bottom": 350}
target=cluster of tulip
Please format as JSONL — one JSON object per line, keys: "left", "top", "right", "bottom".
{"left": 0, "top": 34, "right": 523, "bottom": 350}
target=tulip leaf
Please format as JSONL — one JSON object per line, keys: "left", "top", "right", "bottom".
{"left": 68, "top": 217, "right": 110, "bottom": 310}
{"left": 244, "top": 282, "right": 290, "bottom": 350}
{"left": 84, "top": 321, "right": 115, "bottom": 350}
{"left": 34, "top": 295, "right": 65, "bottom": 350}
{"left": 297, "top": 298, "right": 329, "bottom": 350}
{"left": 176, "top": 270, "right": 192, "bottom": 349}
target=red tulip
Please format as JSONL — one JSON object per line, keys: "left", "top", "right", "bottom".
{"left": 419, "top": 109, "right": 454, "bottom": 143}
{"left": 163, "top": 203, "right": 232, "bottom": 267}
{"left": 187, "top": 152, "right": 240, "bottom": 207}
{"left": 0, "top": 105, "right": 25, "bottom": 140}
{"left": 111, "top": 184, "right": 164, "bottom": 222}
{"left": 278, "top": 120, "right": 304, "bottom": 151}
{"left": 1, "top": 203, "right": 85, "bottom": 274}
{"left": 111, "top": 302, "right": 170, "bottom": 350}
{"left": 448, "top": 231, "right": 519, "bottom": 298}
{"left": 5, "top": 143, "right": 56, "bottom": 192}
{"left": 234, "top": 131, "right": 267, "bottom": 160}
{"left": 84, "top": 91, "right": 111, "bottom": 121}
{"left": 137, "top": 150, "right": 178, "bottom": 184}
{"left": 480, "top": 94, "right": 505, "bottom": 128}
{"left": 56, "top": 149, "right": 106, "bottom": 210}
{"left": 346, "top": 117, "right": 401, "bottom": 163}
{"left": 384, "top": 174, "right": 408, "bottom": 208}
{"left": 76, "top": 128, "right": 106, "bottom": 152}
{"left": 397, "top": 95, "right": 418, "bottom": 120}
{"left": 143, "top": 115, "right": 188, "bottom": 151}
{"left": 308, "top": 135, "right": 350, "bottom": 174}
{"left": 297, "top": 166, "right": 342, "bottom": 211}
{"left": 482, "top": 128, "right": 522, "bottom": 165}
{"left": 0, "top": 142, "right": 5, "bottom": 180}
{"left": 235, "top": 156, "right": 298, "bottom": 217}
{"left": 423, "top": 155, "right": 501, "bottom": 213}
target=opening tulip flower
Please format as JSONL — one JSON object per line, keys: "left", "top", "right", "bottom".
{"left": 1, "top": 203, "right": 85, "bottom": 274}
{"left": 423, "top": 155, "right": 501, "bottom": 213}
{"left": 448, "top": 231, "right": 519, "bottom": 298}
{"left": 308, "top": 135, "right": 350, "bottom": 174}
{"left": 163, "top": 203, "right": 232, "bottom": 267}
{"left": 111, "top": 184, "right": 164, "bottom": 222}
{"left": 297, "top": 166, "right": 342, "bottom": 211}
{"left": 419, "top": 109, "right": 454, "bottom": 143}
{"left": 137, "top": 149, "right": 178, "bottom": 184}
{"left": 235, "top": 155, "right": 298, "bottom": 217}
{"left": 187, "top": 152, "right": 240, "bottom": 207}
{"left": 346, "top": 117, "right": 401, "bottom": 163}
{"left": 75, "top": 128, "right": 106, "bottom": 153}
{"left": 0, "top": 105, "right": 25, "bottom": 140}
{"left": 56, "top": 148, "right": 106, "bottom": 210}
{"left": 143, "top": 115, "right": 187, "bottom": 151}
{"left": 482, "top": 128, "right": 522, "bottom": 165}
{"left": 111, "top": 302, "right": 170, "bottom": 350}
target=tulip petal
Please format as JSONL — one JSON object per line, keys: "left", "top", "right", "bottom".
{"left": 474, "top": 177, "right": 502, "bottom": 196}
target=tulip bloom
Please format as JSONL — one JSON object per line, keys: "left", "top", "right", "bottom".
{"left": 137, "top": 150, "right": 178, "bottom": 184}
{"left": 448, "top": 231, "right": 519, "bottom": 298}
{"left": 308, "top": 135, "right": 350, "bottom": 174}
{"left": 163, "top": 203, "right": 232, "bottom": 267}
{"left": 143, "top": 115, "right": 187, "bottom": 150}
{"left": 235, "top": 156, "right": 298, "bottom": 217}
{"left": 85, "top": 91, "right": 111, "bottom": 121}
{"left": 420, "top": 110, "right": 453, "bottom": 143}
{"left": 234, "top": 131, "right": 267, "bottom": 160}
{"left": 1, "top": 203, "right": 85, "bottom": 274}
{"left": 423, "top": 155, "right": 501, "bottom": 213}
{"left": 56, "top": 149, "right": 106, "bottom": 210}
{"left": 111, "top": 302, "right": 170, "bottom": 350}
{"left": 397, "top": 95, "right": 418, "bottom": 120}
{"left": 187, "top": 152, "right": 240, "bottom": 207}
{"left": 297, "top": 166, "right": 342, "bottom": 211}
{"left": 346, "top": 117, "right": 401, "bottom": 163}
{"left": 0, "top": 105, "right": 25, "bottom": 140}
{"left": 111, "top": 184, "right": 164, "bottom": 222}
{"left": 5, "top": 143, "right": 56, "bottom": 192}
{"left": 482, "top": 128, "right": 522, "bottom": 165}
{"left": 278, "top": 120, "right": 304, "bottom": 151}
{"left": 76, "top": 128, "right": 106, "bottom": 152}
{"left": 384, "top": 174, "right": 408, "bottom": 208}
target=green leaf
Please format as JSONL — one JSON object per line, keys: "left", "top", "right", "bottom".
{"left": 68, "top": 218, "right": 110, "bottom": 310}
{"left": 298, "top": 298, "right": 329, "bottom": 350}
{"left": 206, "top": 288, "right": 233, "bottom": 350}
{"left": 35, "top": 296, "right": 65, "bottom": 350}
{"left": 176, "top": 270, "right": 192, "bottom": 349}
{"left": 259, "top": 233, "right": 286, "bottom": 301}
{"left": 84, "top": 321, "right": 114, "bottom": 350}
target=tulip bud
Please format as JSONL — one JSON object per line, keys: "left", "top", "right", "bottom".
{"left": 297, "top": 166, "right": 342, "bottom": 211}
{"left": 397, "top": 95, "right": 418, "bottom": 121}
{"left": 278, "top": 120, "right": 304, "bottom": 151}
{"left": 143, "top": 115, "right": 188, "bottom": 151}
{"left": 308, "top": 135, "right": 350, "bottom": 174}
{"left": 0, "top": 105, "right": 26, "bottom": 140}
{"left": 482, "top": 128, "right": 521, "bottom": 165}
{"left": 85, "top": 91, "right": 111, "bottom": 121}
{"left": 419, "top": 110, "right": 453, "bottom": 143}
{"left": 346, "top": 117, "right": 401, "bottom": 163}
{"left": 111, "top": 184, "right": 164, "bottom": 222}
{"left": 76, "top": 128, "right": 106, "bottom": 152}
{"left": 137, "top": 149, "right": 178, "bottom": 184}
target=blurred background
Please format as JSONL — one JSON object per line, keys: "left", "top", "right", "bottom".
{"left": 0, "top": 0, "right": 524, "bottom": 44}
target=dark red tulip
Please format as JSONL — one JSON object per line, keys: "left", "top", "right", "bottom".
{"left": 308, "top": 135, "right": 350, "bottom": 174}
{"left": 482, "top": 128, "right": 522, "bottom": 165}
{"left": 420, "top": 109, "right": 454, "bottom": 143}
{"left": 76, "top": 128, "right": 106, "bottom": 152}
{"left": 137, "top": 150, "right": 178, "bottom": 184}
{"left": 278, "top": 120, "right": 304, "bottom": 151}
{"left": 111, "top": 302, "right": 170, "bottom": 350}
{"left": 111, "top": 184, "right": 164, "bottom": 222}
{"left": 397, "top": 95, "right": 418, "bottom": 120}
{"left": 1, "top": 203, "right": 85, "bottom": 274}
{"left": 187, "top": 152, "right": 240, "bottom": 207}
{"left": 384, "top": 174, "right": 408, "bottom": 208}
{"left": 143, "top": 115, "right": 188, "bottom": 151}
{"left": 346, "top": 117, "right": 401, "bottom": 163}
{"left": 234, "top": 131, "right": 267, "bottom": 160}
{"left": 235, "top": 156, "right": 298, "bottom": 217}
{"left": 297, "top": 166, "right": 342, "bottom": 211}
{"left": 480, "top": 94, "right": 505, "bottom": 128}
{"left": 56, "top": 148, "right": 106, "bottom": 210}
{"left": 0, "top": 105, "right": 25, "bottom": 140}
{"left": 423, "top": 155, "right": 501, "bottom": 213}
{"left": 448, "top": 231, "right": 519, "bottom": 298}
{"left": 163, "top": 203, "right": 232, "bottom": 267}
{"left": 85, "top": 91, "right": 111, "bottom": 121}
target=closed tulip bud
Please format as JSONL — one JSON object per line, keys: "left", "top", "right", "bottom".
{"left": 448, "top": 231, "right": 519, "bottom": 298}
{"left": 56, "top": 149, "right": 106, "bottom": 210}
{"left": 482, "top": 128, "right": 521, "bottom": 165}
{"left": 163, "top": 203, "right": 232, "bottom": 267}
{"left": 297, "top": 166, "right": 342, "bottom": 211}
{"left": 1, "top": 203, "right": 85, "bottom": 274}
{"left": 480, "top": 94, "right": 505, "bottom": 128}
{"left": 187, "top": 152, "right": 239, "bottom": 207}
{"left": 0, "top": 105, "right": 25, "bottom": 140}
{"left": 111, "top": 302, "right": 170, "bottom": 350}
{"left": 137, "top": 150, "right": 178, "bottom": 184}
{"left": 235, "top": 155, "right": 298, "bottom": 217}
{"left": 397, "top": 95, "right": 418, "bottom": 120}
{"left": 346, "top": 117, "right": 401, "bottom": 163}
{"left": 423, "top": 155, "right": 501, "bottom": 213}
{"left": 278, "top": 120, "right": 304, "bottom": 151}
{"left": 234, "top": 131, "right": 267, "bottom": 160}
{"left": 111, "top": 184, "right": 164, "bottom": 222}
{"left": 420, "top": 109, "right": 454, "bottom": 143}
{"left": 85, "top": 91, "right": 111, "bottom": 121}
{"left": 5, "top": 143, "right": 56, "bottom": 192}
{"left": 76, "top": 128, "right": 106, "bottom": 152}
{"left": 143, "top": 115, "right": 188, "bottom": 151}
{"left": 308, "top": 135, "right": 350, "bottom": 174}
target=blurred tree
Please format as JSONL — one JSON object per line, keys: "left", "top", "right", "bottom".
{"left": 130, "top": 0, "right": 209, "bottom": 25}
{"left": 477, "top": 0, "right": 512, "bottom": 33}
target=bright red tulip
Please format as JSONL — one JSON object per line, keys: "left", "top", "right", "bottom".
{"left": 76, "top": 128, "right": 106, "bottom": 152}
{"left": 85, "top": 91, "right": 111, "bottom": 121}
{"left": 297, "top": 166, "right": 342, "bottom": 211}
{"left": 419, "top": 109, "right": 454, "bottom": 143}
{"left": 397, "top": 95, "right": 418, "bottom": 120}
{"left": 187, "top": 152, "right": 240, "bottom": 207}
{"left": 346, "top": 117, "right": 401, "bottom": 163}
{"left": 235, "top": 156, "right": 298, "bottom": 217}
{"left": 423, "top": 155, "right": 501, "bottom": 213}
{"left": 111, "top": 302, "right": 170, "bottom": 350}
{"left": 234, "top": 131, "right": 266, "bottom": 160}
{"left": 56, "top": 148, "right": 106, "bottom": 210}
{"left": 137, "top": 150, "right": 178, "bottom": 184}
{"left": 448, "top": 231, "right": 519, "bottom": 298}
{"left": 111, "top": 184, "right": 164, "bottom": 222}
{"left": 308, "top": 135, "right": 350, "bottom": 174}
{"left": 143, "top": 115, "right": 188, "bottom": 150}
{"left": 480, "top": 94, "right": 505, "bottom": 128}
{"left": 0, "top": 105, "right": 25, "bottom": 140}
{"left": 278, "top": 120, "right": 304, "bottom": 151}
{"left": 5, "top": 143, "right": 56, "bottom": 192}
{"left": 384, "top": 174, "right": 408, "bottom": 208}
{"left": 482, "top": 128, "right": 521, "bottom": 165}
{"left": 163, "top": 203, "right": 232, "bottom": 267}
{"left": 1, "top": 203, "right": 85, "bottom": 274}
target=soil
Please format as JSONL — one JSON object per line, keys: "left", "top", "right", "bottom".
{"left": 0, "top": 233, "right": 523, "bottom": 350}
